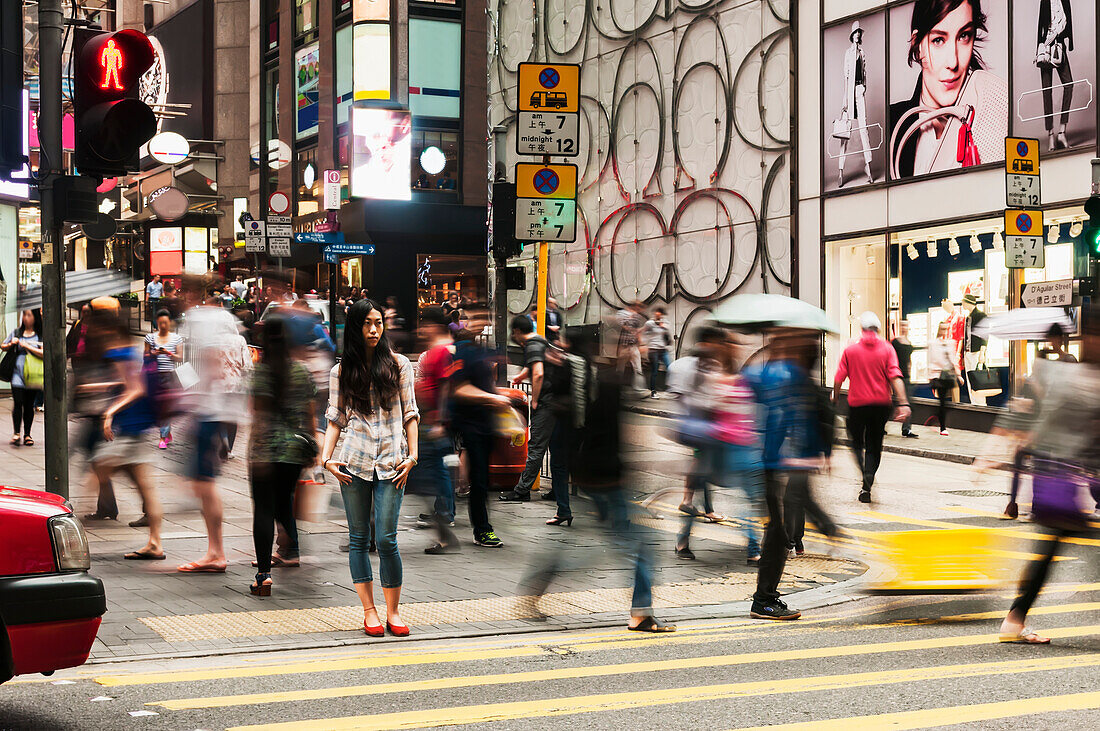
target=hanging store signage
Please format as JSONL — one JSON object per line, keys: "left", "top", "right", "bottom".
{"left": 146, "top": 131, "right": 190, "bottom": 165}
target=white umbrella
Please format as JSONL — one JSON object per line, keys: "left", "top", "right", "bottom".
{"left": 713, "top": 293, "right": 840, "bottom": 334}
{"left": 971, "top": 307, "right": 1075, "bottom": 341}
{"left": 15, "top": 269, "right": 133, "bottom": 311}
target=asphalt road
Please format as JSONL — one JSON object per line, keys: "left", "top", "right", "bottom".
{"left": 4, "top": 543, "right": 1098, "bottom": 730}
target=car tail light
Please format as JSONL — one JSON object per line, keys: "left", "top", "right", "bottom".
{"left": 48, "top": 515, "right": 91, "bottom": 571}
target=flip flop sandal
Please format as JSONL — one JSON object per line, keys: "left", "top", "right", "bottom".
{"left": 999, "top": 626, "right": 1050, "bottom": 644}
{"left": 678, "top": 503, "right": 703, "bottom": 517}
{"left": 10, "top": 435, "right": 19, "bottom": 445}
{"left": 177, "top": 561, "right": 227, "bottom": 573}
{"left": 22, "top": 436, "right": 33, "bottom": 446}
{"left": 628, "top": 617, "right": 676, "bottom": 633}
{"left": 704, "top": 514, "right": 729, "bottom": 523}
{"left": 124, "top": 550, "right": 166, "bottom": 561}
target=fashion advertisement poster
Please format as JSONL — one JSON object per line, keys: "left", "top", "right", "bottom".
{"left": 295, "top": 43, "right": 321, "bottom": 141}
{"left": 822, "top": 12, "right": 888, "bottom": 192}
{"left": 887, "top": 0, "right": 1009, "bottom": 181}
{"left": 1011, "top": 0, "right": 1097, "bottom": 151}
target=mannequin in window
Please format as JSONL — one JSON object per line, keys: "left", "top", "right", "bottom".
{"left": 839, "top": 20, "right": 874, "bottom": 187}
{"left": 961, "top": 293, "right": 988, "bottom": 405}
{"left": 941, "top": 298, "right": 965, "bottom": 392}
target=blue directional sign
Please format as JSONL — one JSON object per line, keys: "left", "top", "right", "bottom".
{"left": 323, "top": 243, "right": 375, "bottom": 263}
{"left": 293, "top": 231, "right": 346, "bottom": 244}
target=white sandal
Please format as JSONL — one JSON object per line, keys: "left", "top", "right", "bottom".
{"left": 999, "top": 625, "right": 1050, "bottom": 644}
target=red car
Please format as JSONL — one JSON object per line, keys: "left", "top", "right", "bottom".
{"left": 0, "top": 486, "right": 105, "bottom": 683}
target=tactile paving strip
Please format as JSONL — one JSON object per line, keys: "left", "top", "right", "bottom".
{"left": 139, "top": 558, "right": 858, "bottom": 642}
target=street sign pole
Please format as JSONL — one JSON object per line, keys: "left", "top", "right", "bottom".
{"left": 39, "top": 0, "right": 68, "bottom": 498}
{"left": 536, "top": 241, "right": 548, "bottom": 338}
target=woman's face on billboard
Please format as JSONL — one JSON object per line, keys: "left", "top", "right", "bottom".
{"left": 915, "top": 2, "right": 975, "bottom": 109}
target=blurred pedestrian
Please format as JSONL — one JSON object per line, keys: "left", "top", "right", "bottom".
{"left": 86, "top": 308, "right": 164, "bottom": 561}
{"left": 321, "top": 299, "right": 419, "bottom": 636}
{"left": 890, "top": 320, "right": 918, "bottom": 438}
{"left": 247, "top": 317, "right": 317, "bottom": 596}
{"left": 927, "top": 321, "right": 962, "bottom": 436}
{"left": 412, "top": 307, "right": 459, "bottom": 554}
{"left": 667, "top": 327, "right": 728, "bottom": 559}
{"left": 616, "top": 301, "right": 646, "bottom": 393}
{"left": 176, "top": 275, "right": 252, "bottom": 573}
{"left": 501, "top": 315, "right": 571, "bottom": 526}
{"left": 144, "top": 309, "right": 183, "bottom": 449}
{"left": 449, "top": 320, "right": 512, "bottom": 547}
{"left": 545, "top": 297, "right": 564, "bottom": 344}
{"left": 524, "top": 330, "right": 674, "bottom": 632}
{"left": 1000, "top": 310, "right": 1100, "bottom": 644}
{"left": 145, "top": 274, "right": 163, "bottom": 323}
{"left": 1, "top": 309, "right": 44, "bottom": 446}
{"left": 742, "top": 330, "right": 833, "bottom": 620}
{"left": 833, "top": 312, "right": 910, "bottom": 503}
{"left": 641, "top": 307, "right": 672, "bottom": 398}
{"left": 231, "top": 274, "right": 248, "bottom": 300}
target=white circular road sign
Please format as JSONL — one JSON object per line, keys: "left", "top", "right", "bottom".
{"left": 268, "top": 191, "right": 290, "bottom": 215}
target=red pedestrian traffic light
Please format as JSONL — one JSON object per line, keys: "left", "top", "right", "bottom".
{"left": 74, "top": 29, "right": 157, "bottom": 178}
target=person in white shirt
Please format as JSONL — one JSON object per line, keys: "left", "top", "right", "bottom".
{"left": 640, "top": 307, "right": 673, "bottom": 397}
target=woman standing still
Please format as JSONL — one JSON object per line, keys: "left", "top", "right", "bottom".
{"left": 321, "top": 299, "right": 419, "bottom": 637}
{"left": 2, "top": 309, "right": 44, "bottom": 445}
{"left": 248, "top": 317, "right": 317, "bottom": 596}
{"left": 144, "top": 310, "right": 184, "bottom": 448}
{"left": 928, "top": 321, "right": 961, "bottom": 436}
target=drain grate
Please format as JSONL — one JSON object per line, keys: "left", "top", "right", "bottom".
{"left": 941, "top": 489, "right": 1009, "bottom": 497}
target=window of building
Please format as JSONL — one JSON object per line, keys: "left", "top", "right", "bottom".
{"left": 264, "top": 0, "right": 279, "bottom": 52}
{"left": 295, "top": 148, "right": 320, "bottom": 218}
{"left": 411, "top": 0, "right": 459, "bottom": 7}
{"left": 295, "top": 0, "right": 318, "bottom": 38}
{"left": 411, "top": 129, "right": 459, "bottom": 193}
{"left": 408, "top": 18, "right": 460, "bottom": 119}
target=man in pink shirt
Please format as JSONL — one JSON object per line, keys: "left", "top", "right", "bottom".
{"left": 833, "top": 312, "right": 911, "bottom": 503}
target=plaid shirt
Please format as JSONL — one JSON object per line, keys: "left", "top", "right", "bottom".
{"left": 326, "top": 355, "right": 420, "bottom": 481}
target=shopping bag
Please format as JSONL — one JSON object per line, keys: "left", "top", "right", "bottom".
{"left": 175, "top": 362, "right": 200, "bottom": 390}
{"left": 0, "top": 349, "right": 16, "bottom": 383}
{"left": 22, "top": 353, "right": 44, "bottom": 390}
{"left": 832, "top": 112, "right": 852, "bottom": 140}
{"left": 1030, "top": 459, "right": 1088, "bottom": 531}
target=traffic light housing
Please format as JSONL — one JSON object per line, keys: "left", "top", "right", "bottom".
{"left": 491, "top": 182, "right": 524, "bottom": 260}
{"left": 1085, "top": 194, "right": 1100, "bottom": 257}
{"left": 73, "top": 29, "right": 157, "bottom": 178}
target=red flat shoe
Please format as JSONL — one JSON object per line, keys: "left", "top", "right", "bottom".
{"left": 386, "top": 621, "right": 410, "bottom": 637}
{"left": 363, "top": 621, "right": 384, "bottom": 637}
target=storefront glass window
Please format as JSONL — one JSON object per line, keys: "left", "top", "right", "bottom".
{"left": 416, "top": 254, "right": 486, "bottom": 327}
{"left": 411, "top": 129, "right": 459, "bottom": 192}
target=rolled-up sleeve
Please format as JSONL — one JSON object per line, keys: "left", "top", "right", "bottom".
{"left": 399, "top": 359, "right": 420, "bottom": 425}
{"left": 326, "top": 364, "right": 348, "bottom": 428}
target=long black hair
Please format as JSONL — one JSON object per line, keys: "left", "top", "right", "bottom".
{"left": 259, "top": 316, "right": 291, "bottom": 411}
{"left": 18, "top": 309, "right": 42, "bottom": 337}
{"left": 340, "top": 298, "right": 400, "bottom": 414}
{"left": 907, "top": 0, "right": 988, "bottom": 71}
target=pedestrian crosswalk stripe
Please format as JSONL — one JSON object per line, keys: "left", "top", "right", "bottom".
{"left": 731, "top": 690, "right": 1100, "bottom": 730}
{"left": 94, "top": 599, "right": 1100, "bottom": 688}
{"left": 857, "top": 510, "right": 1100, "bottom": 548}
{"left": 149, "top": 624, "right": 1100, "bottom": 711}
{"left": 223, "top": 653, "right": 1100, "bottom": 731}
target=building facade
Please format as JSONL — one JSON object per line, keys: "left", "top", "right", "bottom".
{"left": 489, "top": 0, "right": 794, "bottom": 351}
{"left": 797, "top": 0, "right": 1097, "bottom": 420}
{"left": 253, "top": 0, "right": 489, "bottom": 319}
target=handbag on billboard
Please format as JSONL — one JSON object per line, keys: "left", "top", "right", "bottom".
{"left": 1036, "top": 39, "right": 1065, "bottom": 69}
{"left": 832, "top": 111, "right": 852, "bottom": 140}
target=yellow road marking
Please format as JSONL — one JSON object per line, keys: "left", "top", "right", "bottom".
{"left": 857, "top": 510, "right": 1100, "bottom": 548}
{"left": 224, "top": 652, "right": 1100, "bottom": 730}
{"left": 96, "top": 598, "right": 1100, "bottom": 688}
{"left": 151, "top": 624, "right": 1100, "bottom": 710}
{"left": 733, "top": 690, "right": 1100, "bottom": 730}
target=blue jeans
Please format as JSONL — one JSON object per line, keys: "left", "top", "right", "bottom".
{"left": 648, "top": 349, "right": 670, "bottom": 392}
{"left": 716, "top": 446, "right": 764, "bottom": 555}
{"left": 419, "top": 434, "right": 455, "bottom": 523}
{"left": 591, "top": 488, "right": 653, "bottom": 615}
{"left": 341, "top": 472, "right": 404, "bottom": 587}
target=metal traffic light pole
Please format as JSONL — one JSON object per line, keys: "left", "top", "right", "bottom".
{"left": 39, "top": 0, "right": 68, "bottom": 498}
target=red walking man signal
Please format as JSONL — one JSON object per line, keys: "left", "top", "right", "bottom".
{"left": 99, "top": 39, "right": 124, "bottom": 91}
